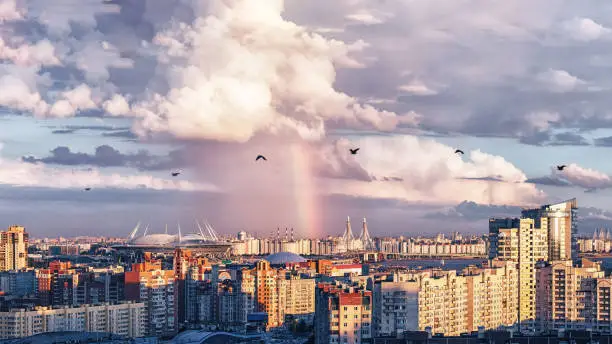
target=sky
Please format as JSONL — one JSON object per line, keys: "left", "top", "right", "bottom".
{"left": 3, "top": 0, "right": 612, "bottom": 238}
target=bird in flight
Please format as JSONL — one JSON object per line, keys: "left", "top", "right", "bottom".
{"left": 455, "top": 149, "right": 464, "bottom": 155}
{"left": 256, "top": 155, "right": 267, "bottom": 161}
{"left": 171, "top": 171, "right": 181, "bottom": 177}
{"left": 84, "top": 188, "right": 91, "bottom": 191}
{"left": 557, "top": 165, "right": 566, "bottom": 171}
{"left": 349, "top": 148, "right": 360, "bottom": 155}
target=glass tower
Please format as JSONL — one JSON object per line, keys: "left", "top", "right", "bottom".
{"left": 521, "top": 198, "right": 578, "bottom": 264}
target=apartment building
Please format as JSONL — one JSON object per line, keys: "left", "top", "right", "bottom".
{"left": 241, "top": 260, "right": 315, "bottom": 328}
{"left": 463, "top": 261, "right": 518, "bottom": 332}
{"left": 372, "top": 272, "right": 420, "bottom": 337}
{"left": 0, "top": 302, "right": 145, "bottom": 339}
{"left": 285, "top": 274, "right": 316, "bottom": 323}
{"left": 535, "top": 259, "right": 610, "bottom": 332}
{"left": 315, "top": 282, "right": 372, "bottom": 344}
{"left": 488, "top": 217, "right": 548, "bottom": 330}
{"left": 522, "top": 198, "right": 578, "bottom": 263}
{"left": 372, "top": 262, "right": 517, "bottom": 337}
{"left": 0, "top": 226, "right": 28, "bottom": 272}
{"left": 124, "top": 260, "right": 176, "bottom": 337}
{"left": 418, "top": 270, "right": 468, "bottom": 336}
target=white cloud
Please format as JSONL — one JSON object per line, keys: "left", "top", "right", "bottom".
{"left": 103, "top": 94, "right": 130, "bottom": 116}
{"left": 0, "top": 0, "right": 23, "bottom": 22}
{"left": 0, "top": 144, "right": 217, "bottom": 192}
{"left": 0, "top": 38, "right": 61, "bottom": 67}
{"left": 49, "top": 84, "right": 98, "bottom": 117}
{"left": 397, "top": 79, "right": 438, "bottom": 96}
{"left": 129, "top": 0, "right": 400, "bottom": 143}
{"left": 557, "top": 164, "right": 612, "bottom": 189}
{"left": 563, "top": 17, "right": 611, "bottom": 41}
{"left": 0, "top": 74, "right": 49, "bottom": 116}
{"left": 536, "top": 69, "right": 585, "bottom": 93}
{"left": 317, "top": 135, "right": 545, "bottom": 206}
{"left": 345, "top": 11, "right": 384, "bottom": 25}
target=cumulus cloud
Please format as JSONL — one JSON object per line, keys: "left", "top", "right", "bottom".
{"left": 0, "top": 38, "right": 61, "bottom": 67}
{"left": 0, "top": 144, "right": 213, "bottom": 191}
{"left": 129, "top": 0, "right": 401, "bottom": 142}
{"left": 563, "top": 17, "right": 611, "bottom": 41}
{"left": 536, "top": 69, "right": 586, "bottom": 93}
{"left": 528, "top": 164, "right": 612, "bottom": 190}
{"left": 0, "top": 73, "right": 49, "bottom": 116}
{"left": 317, "top": 135, "right": 544, "bottom": 206}
{"left": 0, "top": 0, "right": 23, "bottom": 22}
{"left": 103, "top": 94, "right": 131, "bottom": 116}
{"left": 49, "top": 84, "right": 98, "bottom": 117}
{"left": 0, "top": 0, "right": 132, "bottom": 118}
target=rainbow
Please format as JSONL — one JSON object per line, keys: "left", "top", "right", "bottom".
{"left": 289, "top": 143, "right": 322, "bottom": 238}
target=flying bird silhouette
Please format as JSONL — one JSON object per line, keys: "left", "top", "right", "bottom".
{"left": 557, "top": 165, "right": 567, "bottom": 171}
{"left": 256, "top": 155, "right": 267, "bottom": 161}
{"left": 171, "top": 172, "right": 180, "bottom": 177}
{"left": 349, "top": 148, "right": 360, "bottom": 155}
{"left": 84, "top": 188, "right": 91, "bottom": 191}
{"left": 455, "top": 149, "right": 464, "bottom": 155}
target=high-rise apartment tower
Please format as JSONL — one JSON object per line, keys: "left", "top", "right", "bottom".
{"left": 0, "top": 226, "right": 28, "bottom": 271}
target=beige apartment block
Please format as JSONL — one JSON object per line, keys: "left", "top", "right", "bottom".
{"left": 0, "top": 226, "right": 28, "bottom": 272}
{"left": 489, "top": 217, "right": 548, "bottom": 331}
{"left": 535, "top": 259, "right": 608, "bottom": 333}
{"left": 0, "top": 302, "right": 145, "bottom": 340}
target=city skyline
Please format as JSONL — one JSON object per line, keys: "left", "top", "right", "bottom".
{"left": 5, "top": 1, "right": 612, "bottom": 236}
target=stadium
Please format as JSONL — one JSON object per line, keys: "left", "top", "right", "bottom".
{"left": 112, "top": 221, "right": 232, "bottom": 257}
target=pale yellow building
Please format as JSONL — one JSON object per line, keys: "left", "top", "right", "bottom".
{"left": 489, "top": 217, "right": 547, "bottom": 331}
{"left": 522, "top": 198, "right": 577, "bottom": 262}
{"left": 464, "top": 261, "right": 518, "bottom": 332}
{"left": 0, "top": 226, "right": 28, "bottom": 271}
{"left": 240, "top": 260, "right": 315, "bottom": 329}
{"left": 418, "top": 270, "right": 468, "bottom": 336}
{"left": 370, "top": 261, "right": 518, "bottom": 337}
{"left": 535, "top": 259, "right": 608, "bottom": 332}
{"left": 284, "top": 275, "right": 316, "bottom": 320}
{"left": 0, "top": 302, "right": 145, "bottom": 339}
{"left": 315, "top": 282, "right": 372, "bottom": 344}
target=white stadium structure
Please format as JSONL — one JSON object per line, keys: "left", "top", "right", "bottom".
{"left": 113, "top": 220, "right": 232, "bottom": 256}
